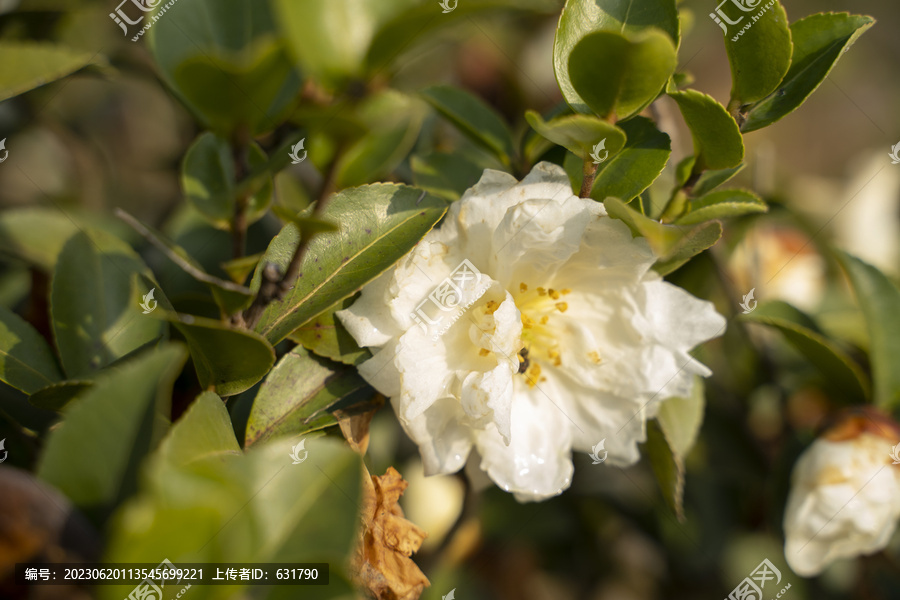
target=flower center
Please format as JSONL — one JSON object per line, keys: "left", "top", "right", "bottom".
{"left": 513, "top": 282, "right": 571, "bottom": 387}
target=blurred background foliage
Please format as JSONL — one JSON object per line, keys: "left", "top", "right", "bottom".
{"left": 0, "top": 0, "right": 899, "bottom": 599}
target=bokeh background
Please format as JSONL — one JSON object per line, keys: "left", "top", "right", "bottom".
{"left": 1, "top": 0, "right": 899, "bottom": 598}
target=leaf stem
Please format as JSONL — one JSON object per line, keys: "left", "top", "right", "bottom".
{"left": 580, "top": 156, "right": 596, "bottom": 198}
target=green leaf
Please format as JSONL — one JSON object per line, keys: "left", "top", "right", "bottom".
{"left": 674, "top": 189, "right": 767, "bottom": 225}
{"left": 554, "top": 0, "right": 679, "bottom": 114}
{"left": 743, "top": 300, "right": 869, "bottom": 403}
{"left": 116, "top": 210, "right": 253, "bottom": 316}
{"left": 163, "top": 313, "right": 275, "bottom": 397}
{"left": 836, "top": 253, "right": 900, "bottom": 409}
{"left": 657, "top": 376, "right": 705, "bottom": 460}
{"left": 0, "top": 208, "right": 135, "bottom": 272}
{"left": 245, "top": 346, "right": 373, "bottom": 446}
{"left": 669, "top": 89, "right": 744, "bottom": 171}
{"left": 421, "top": 85, "right": 515, "bottom": 165}
{"left": 147, "top": 0, "right": 301, "bottom": 135}
{"left": 105, "top": 436, "right": 362, "bottom": 595}
{"left": 411, "top": 151, "right": 486, "bottom": 201}
{"left": 28, "top": 381, "right": 93, "bottom": 412}
{"left": 367, "top": 0, "right": 557, "bottom": 73}
{"left": 253, "top": 184, "right": 448, "bottom": 345}
{"left": 0, "top": 305, "right": 62, "bottom": 394}
{"left": 691, "top": 163, "right": 745, "bottom": 197}
{"left": 567, "top": 30, "right": 677, "bottom": 120}
{"left": 182, "top": 133, "right": 273, "bottom": 231}
{"left": 723, "top": 0, "right": 792, "bottom": 106}
{"left": 288, "top": 296, "right": 372, "bottom": 367}
{"left": 158, "top": 391, "right": 240, "bottom": 466}
{"left": 37, "top": 344, "right": 188, "bottom": 508}
{"left": 741, "top": 13, "right": 875, "bottom": 132}
{"left": 0, "top": 42, "right": 99, "bottom": 102}
{"left": 645, "top": 419, "right": 685, "bottom": 521}
{"left": 525, "top": 110, "right": 626, "bottom": 163}
{"left": 50, "top": 230, "right": 164, "bottom": 378}
{"left": 590, "top": 116, "right": 671, "bottom": 203}
{"left": 603, "top": 196, "right": 722, "bottom": 275}
{"left": 336, "top": 90, "right": 426, "bottom": 188}
{"left": 272, "top": 0, "right": 402, "bottom": 89}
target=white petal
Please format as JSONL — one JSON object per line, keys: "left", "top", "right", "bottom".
{"left": 475, "top": 380, "right": 575, "bottom": 502}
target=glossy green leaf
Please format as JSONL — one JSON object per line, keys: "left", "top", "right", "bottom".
{"left": 148, "top": 0, "right": 301, "bottom": 135}
{"left": 252, "top": 184, "right": 448, "bottom": 344}
{"left": 28, "top": 381, "right": 93, "bottom": 412}
{"left": 50, "top": 230, "right": 164, "bottom": 378}
{"left": 0, "top": 42, "right": 98, "bottom": 102}
{"left": 525, "top": 110, "right": 626, "bottom": 163}
{"left": 674, "top": 189, "right": 767, "bottom": 225}
{"left": 568, "top": 30, "right": 677, "bottom": 120}
{"left": 836, "top": 253, "right": 900, "bottom": 409}
{"left": 743, "top": 300, "right": 869, "bottom": 403}
{"left": 723, "top": 0, "right": 792, "bottom": 106}
{"left": 741, "top": 13, "right": 875, "bottom": 132}
{"left": 182, "top": 133, "right": 273, "bottom": 231}
{"left": 421, "top": 85, "right": 515, "bottom": 165}
{"left": 288, "top": 296, "right": 372, "bottom": 367}
{"left": 669, "top": 90, "right": 744, "bottom": 171}
{"left": 37, "top": 344, "right": 187, "bottom": 508}
{"left": 411, "top": 151, "right": 486, "bottom": 201}
{"left": 336, "top": 90, "right": 426, "bottom": 188}
{"left": 554, "top": 0, "right": 679, "bottom": 113}
{"left": 691, "top": 163, "right": 745, "bottom": 197}
{"left": 603, "top": 196, "right": 722, "bottom": 275}
{"left": 591, "top": 116, "right": 671, "bottom": 203}
{"left": 245, "top": 346, "right": 372, "bottom": 446}
{"left": 163, "top": 313, "right": 275, "bottom": 397}
{"left": 645, "top": 419, "right": 685, "bottom": 521}
{"left": 0, "top": 305, "right": 62, "bottom": 395}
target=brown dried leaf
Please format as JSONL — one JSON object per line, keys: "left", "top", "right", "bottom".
{"left": 335, "top": 395, "right": 384, "bottom": 455}
{"left": 351, "top": 466, "right": 429, "bottom": 600}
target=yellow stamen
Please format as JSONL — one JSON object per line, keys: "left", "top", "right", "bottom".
{"left": 561, "top": 288, "right": 571, "bottom": 295}
{"left": 540, "top": 315, "right": 549, "bottom": 325}
{"left": 588, "top": 351, "right": 602, "bottom": 365}
{"left": 479, "top": 348, "right": 491, "bottom": 357}
{"left": 537, "top": 287, "right": 547, "bottom": 296}
{"left": 519, "top": 282, "right": 528, "bottom": 292}
{"left": 548, "top": 288, "right": 560, "bottom": 300}
{"left": 555, "top": 302, "right": 568, "bottom": 313}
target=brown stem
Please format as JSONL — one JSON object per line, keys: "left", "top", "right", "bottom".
{"left": 241, "top": 153, "right": 342, "bottom": 330}
{"left": 580, "top": 157, "right": 597, "bottom": 198}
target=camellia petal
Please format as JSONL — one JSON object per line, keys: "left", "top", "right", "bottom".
{"left": 337, "top": 162, "right": 725, "bottom": 501}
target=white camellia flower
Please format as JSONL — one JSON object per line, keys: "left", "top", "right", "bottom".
{"left": 337, "top": 162, "right": 726, "bottom": 501}
{"left": 784, "top": 415, "right": 900, "bottom": 576}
